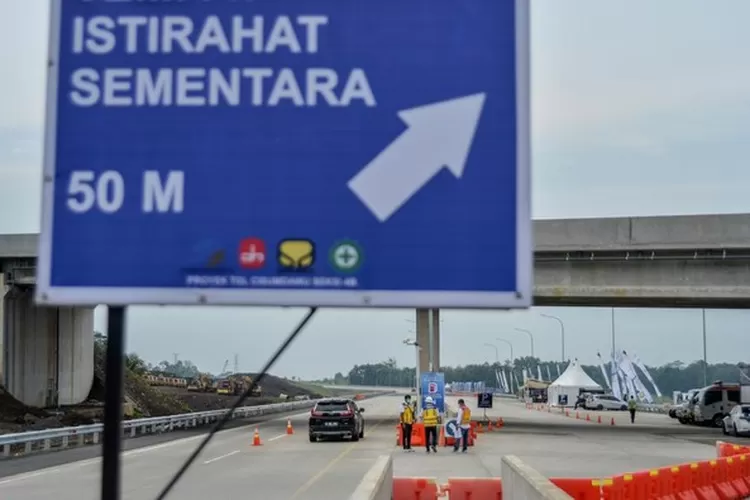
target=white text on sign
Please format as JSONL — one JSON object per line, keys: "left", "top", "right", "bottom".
{"left": 66, "top": 171, "right": 184, "bottom": 214}
{"left": 67, "top": 15, "right": 377, "bottom": 108}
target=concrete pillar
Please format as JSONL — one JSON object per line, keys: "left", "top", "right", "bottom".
{"left": 416, "top": 309, "right": 441, "bottom": 373}
{"left": 57, "top": 307, "right": 94, "bottom": 406}
{"left": 4, "top": 287, "right": 93, "bottom": 407}
{"left": 0, "top": 272, "right": 5, "bottom": 385}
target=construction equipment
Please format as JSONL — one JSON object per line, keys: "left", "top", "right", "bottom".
{"left": 186, "top": 373, "right": 216, "bottom": 392}
{"left": 215, "top": 374, "right": 263, "bottom": 397}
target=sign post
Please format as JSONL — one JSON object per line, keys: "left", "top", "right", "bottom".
{"left": 38, "top": 1, "right": 530, "bottom": 497}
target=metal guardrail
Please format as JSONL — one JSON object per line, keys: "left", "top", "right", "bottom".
{"left": 0, "top": 391, "right": 394, "bottom": 459}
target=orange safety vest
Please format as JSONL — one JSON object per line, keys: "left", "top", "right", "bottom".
{"left": 460, "top": 407, "right": 472, "bottom": 425}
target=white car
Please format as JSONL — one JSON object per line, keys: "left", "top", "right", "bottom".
{"left": 585, "top": 394, "right": 628, "bottom": 411}
{"left": 722, "top": 404, "right": 750, "bottom": 436}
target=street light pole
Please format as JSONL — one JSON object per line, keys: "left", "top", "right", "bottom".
{"left": 403, "top": 339, "right": 422, "bottom": 415}
{"left": 702, "top": 308, "right": 708, "bottom": 386}
{"left": 611, "top": 307, "right": 616, "bottom": 361}
{"left": 540, "top": 313, "right": 565, "bottom": 362}
{"left": 483, "top": 343, "right": 499, "bottom": 364}
{"left": 495, "top": 338, "right": 514, "bottom": 363}
{"left": 514, "top": 328, "right": 535, "bottom": 358}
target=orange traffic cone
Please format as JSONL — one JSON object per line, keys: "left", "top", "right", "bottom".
{"left": 575, "top": 411, "right": 580, "bottom": 419}
{"left": 597, "top": 415, "right": 602, "bottom": 424}
{"left": 286, "top": 419, "right": 294, "bottom": 435}
{"left": 585, "top": 414, "right": 591, "bottom": 422}
{"left": 496, "top": 417, "right": 504, "bottom": 428}
{"left": 252, "top": 427, "right": 262, "bottom": 446}
{"left": 610, "top": 417, "right": 616, "bottom": 426}
{"left": 488, "top": 421, "right": 494, "bottom": 431}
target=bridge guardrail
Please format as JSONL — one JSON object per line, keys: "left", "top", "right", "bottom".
{"left": 0, "top": 391, "right": 394, "bottom": 459}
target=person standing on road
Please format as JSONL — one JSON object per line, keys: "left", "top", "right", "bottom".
{"left": 421, "top": 396, "right": 440, "bottom": 453}
{"left": 400, "top": 395, "right": 416, "bottom": 452}
{"left": 628, "top": 395, "right": 637, "bottom": 423}
{"left": 454, "top": 399, "right": 471, "bottom": 453}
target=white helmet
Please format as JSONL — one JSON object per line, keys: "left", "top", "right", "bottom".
{"left": 424, "top": 396, "right": 434, "bottom": 404}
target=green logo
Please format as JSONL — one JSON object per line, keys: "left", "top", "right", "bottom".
{"left": 329, "top": 240, "right": 363, "bottom": 273}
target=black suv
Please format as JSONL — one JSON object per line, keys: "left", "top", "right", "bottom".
{"left": 308, "top": 398, "right": 365, "bottom": 442}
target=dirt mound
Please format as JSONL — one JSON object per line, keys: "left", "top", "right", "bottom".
{"left": 152, "top": 375, "right": 322, "bottom": 413}
{"left": 92, "top": 342, "right": 190, "bottom": 418}
{"left": 248, "top": 374, "right": 326, "bottom": 398}
{"left": 0, "top": 386, "right": 53, "bottom": 433}
{"left": 156, "top": 387, "right": 277, "bottom": 412}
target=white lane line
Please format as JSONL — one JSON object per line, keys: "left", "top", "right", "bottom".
{"left": 203, "top": 450, "right": 240, "bottom": 464}
{"left": 0, "top": 409, "right": 316, "bottom": 486}
{"left": 267, "top": 434, "right": 287, "bottom": 442}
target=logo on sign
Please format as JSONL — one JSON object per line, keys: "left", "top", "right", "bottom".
{"left": 238, "top": 238, "right": 266, "bottom": 269}
{"left": 278, "top": 239, "right": 315, "bottom": 272}
{"left": 427, "top": 382, "right": 438, "bottom": 394}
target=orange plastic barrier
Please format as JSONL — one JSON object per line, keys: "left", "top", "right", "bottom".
{"left": 551, "top": 477, "right": 612, "bottom": 499}
{"left": 396, "top": 423, "right": 426, "bottom": 447}
{"left": 393, "top": 477, "right": 440, "bottom": 500}
{"left": 724, "top": 457, "right": 750, "bottom": 497}
{"left": 442, "top": 477, "right": 502, "bottom": 499}
{"left": 716, "top": 441, "right": 750, "bottom": 458}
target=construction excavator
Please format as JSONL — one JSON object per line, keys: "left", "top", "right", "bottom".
{"left": 215, "top": 374, "right": 262, "bottom": 397}
{"left": 186, "top": 373, "right": 217, "bottom": 393}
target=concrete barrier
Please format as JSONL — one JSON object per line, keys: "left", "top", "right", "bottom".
{"left": 501, "top": 455, "right": 572, "bottom": 499}
{"left": 349, "top": 455, "right": 393, "bottom": 500}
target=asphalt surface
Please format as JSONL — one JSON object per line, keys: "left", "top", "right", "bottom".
{"left": 0, "top": 395, "right": 401, "bottom": 500}
{"left": 393, "top": 395, "right": 748, "bottom": 483}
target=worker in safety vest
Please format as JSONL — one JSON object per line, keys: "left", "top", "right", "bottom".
{"left": 400, "top": 395, "right": 416, "bottom": 452}
{"left": 454, "top": 398, "right": 471, "bottom": 453}
{"left": 628, "top": 395, "right": 637, "bottom": 423}
{"left": 420, "top": 396, "right": 440, "bottom": 453}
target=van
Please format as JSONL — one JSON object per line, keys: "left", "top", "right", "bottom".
{"left": 690, "top": 381, "right": 741, "bottom": 427}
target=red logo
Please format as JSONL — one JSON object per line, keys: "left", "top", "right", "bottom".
{"left": 238, "top": 238, "right": 266, "bottom": 269}
{"left": 428, "top": 382, "right": 438, "bottom": 394}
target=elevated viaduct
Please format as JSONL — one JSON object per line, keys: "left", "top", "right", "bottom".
{"left": 3, "top": 213, "right": 749, "bottom": 406}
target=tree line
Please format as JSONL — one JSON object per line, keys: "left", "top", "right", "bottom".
{"left": 320, "top": 356, "right": 748, "bottom": 397}
{"left": 94, "top": 332, "right": 201, "bottom": 379}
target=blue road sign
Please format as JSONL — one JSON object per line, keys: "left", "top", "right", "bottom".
{"left": 37, "top": 0, "right": 531, "bottom": 308}
{"left": 421, "top": 372, "right": 446, "bottom": 413}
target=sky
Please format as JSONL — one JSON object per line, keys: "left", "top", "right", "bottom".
{"left": 2, "top": 1, "right": 750, "bottom": 379}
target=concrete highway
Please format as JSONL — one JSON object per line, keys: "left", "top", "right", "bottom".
{"left": 0, "top": 392, "right": 747, "bottom": 499}
{"left": 0, "top": 395, "right": 401, "bottom": 500}
{"left": 394, "top": 396, "right": 746, "bottom": 483}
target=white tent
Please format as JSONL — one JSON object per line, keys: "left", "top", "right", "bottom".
{"left": 548, "top": 360, "right": 603, "bottom": 407}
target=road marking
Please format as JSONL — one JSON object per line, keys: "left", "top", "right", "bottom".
{"left": 268, "top": 434, "right": 287, "bottom": 442}
{"left": 0, "top": 409, "right": 316, "bottom": 486}
{"left": 290, "top": 419, "right": 386, "bottom": 499}
{"left": 203, "top": 450, "right": 240, "bottom": 464}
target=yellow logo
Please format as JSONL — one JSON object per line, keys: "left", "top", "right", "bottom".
{"left": 277, "top": 239, "right": 315, "bottom": 271}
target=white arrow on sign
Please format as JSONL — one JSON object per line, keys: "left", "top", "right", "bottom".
{"left": 347, "top": 92, "right": 487, "bottom": 223}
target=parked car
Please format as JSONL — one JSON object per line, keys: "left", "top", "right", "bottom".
{"left": 585, "top": 394, "right": 627, "bottom": 411}
{"left": 722, "top": 404, "right": 750, "bottom": 437}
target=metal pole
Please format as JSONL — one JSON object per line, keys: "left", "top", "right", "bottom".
{"left": 540, "top": 314, "right": 565, "bottom": 362}
{"left": 496, "top": 338, "right": 514, "bottom": 363}
{"left": 610, "top": 307, "right": 616, "bottom": 361}
{"left": 515, "top": 328, "right": 535, "bottom": 358}
{"left": 427, "top": 309, "right": 434, "bottom": 372}
{"left": 414, "top": 344, "right": 421, "bottom": 415}
{"left": 102, "top": 306, "right": 126, "bottom": 500}
{"left": 484, "top": 343, "right": 499, "bottom": 364}
{"left": 702, "top": 308, "right": 708, "bottom": 386}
